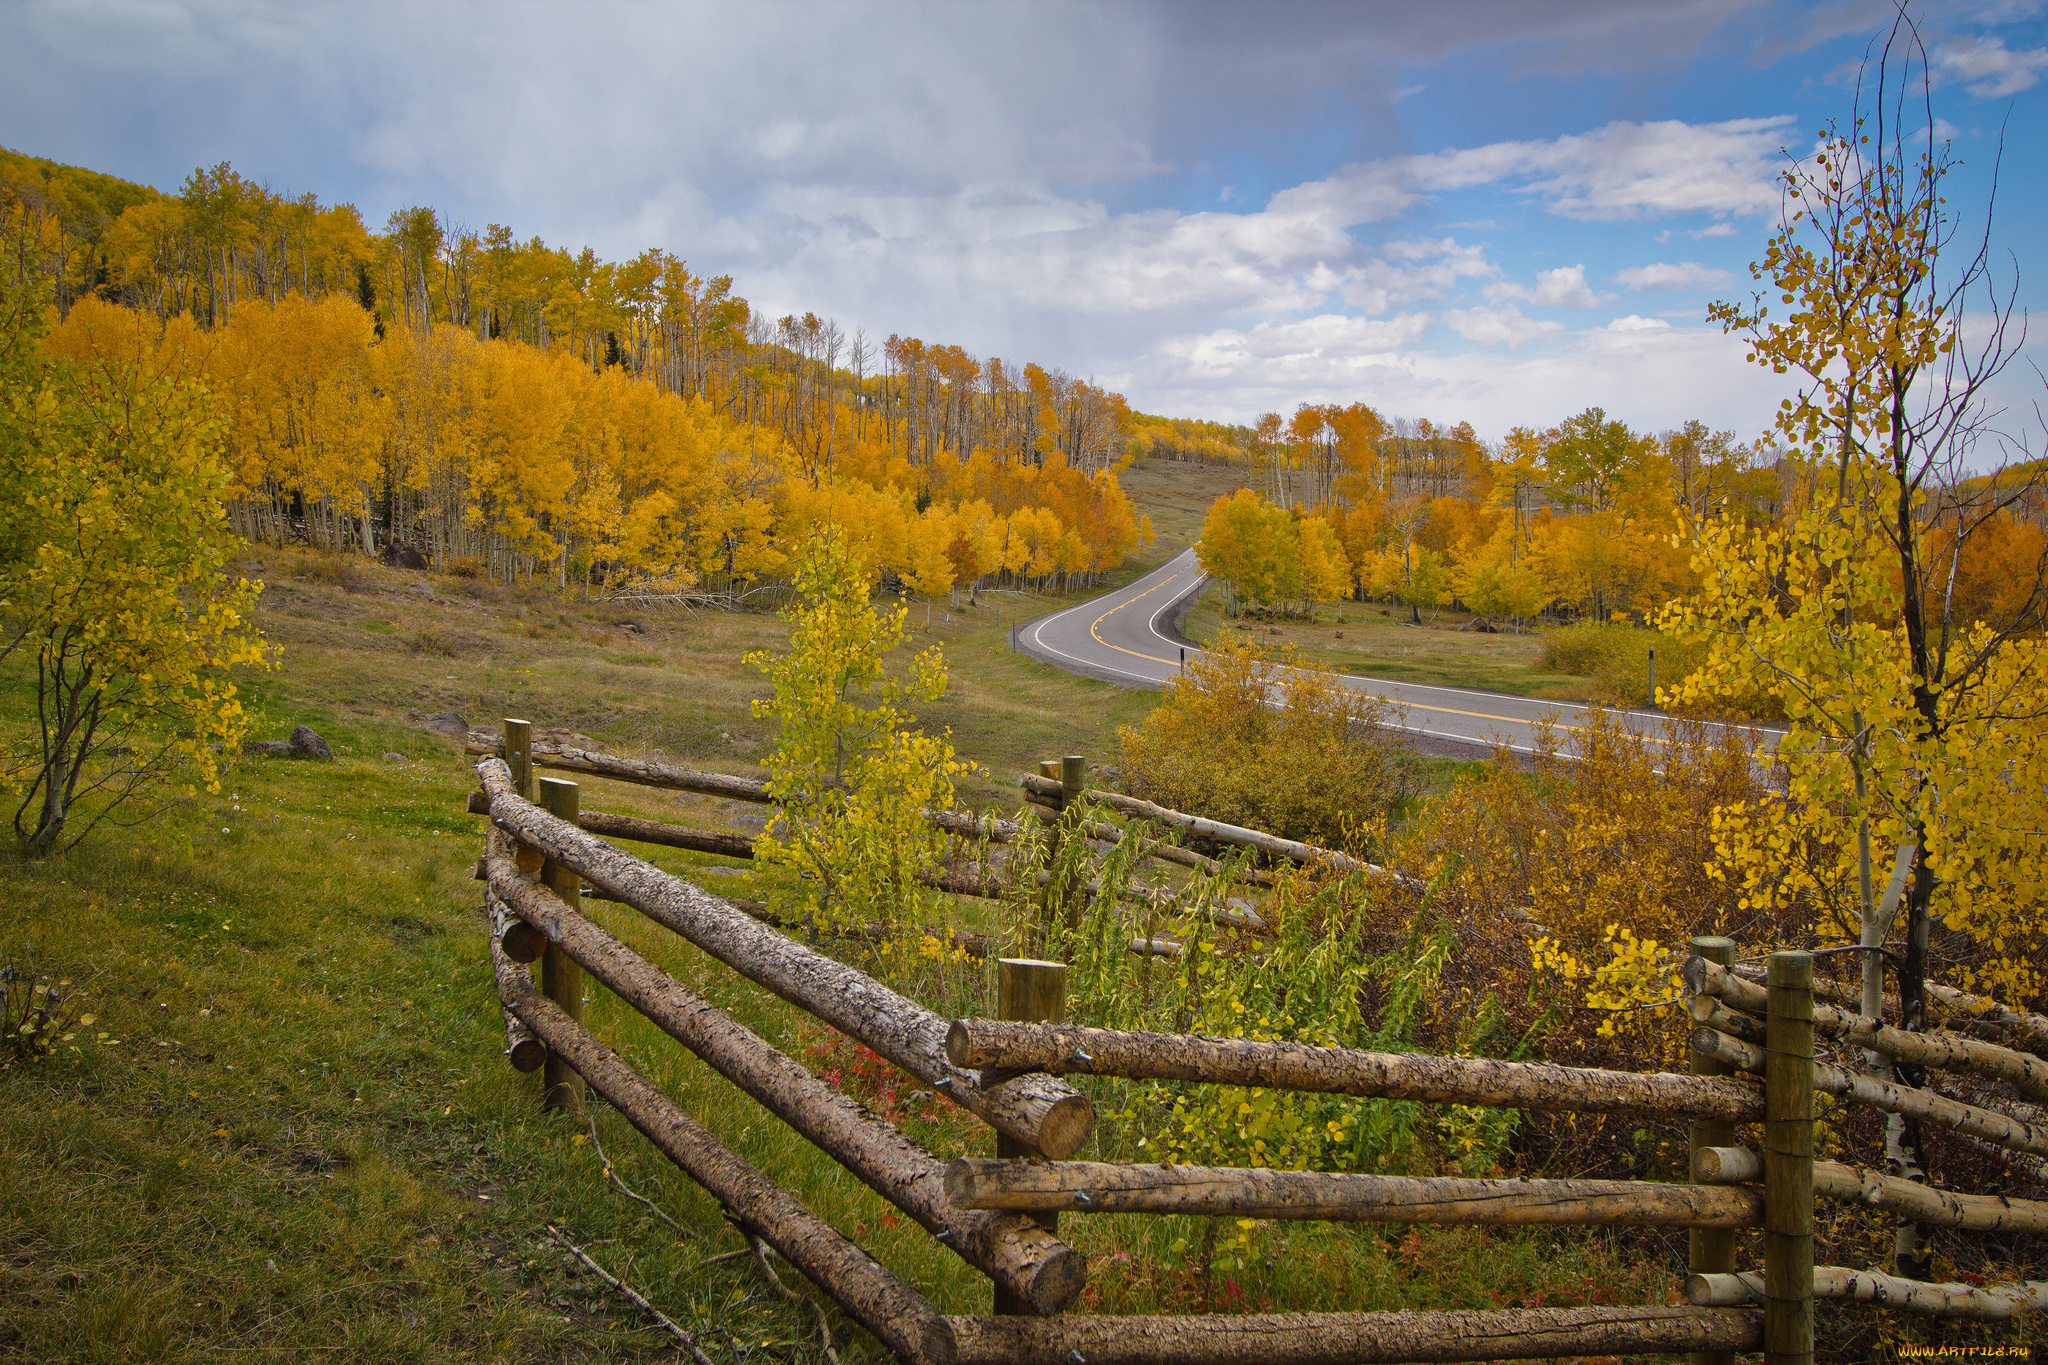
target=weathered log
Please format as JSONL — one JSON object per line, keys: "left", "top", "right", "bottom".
{"left": 945, "top": 1019, "right": 1764, "bottom": 1123}
{"left": 928, "top": 808, "right": 1030, "bottom": 844}
{"left": 487, "top": 858, "right": 1084, "bottom": 1314}
{"left": 493, "top": 957, "right": 955, "bottom": 1365}
{"left": 1128, "top": 936, "right": 1181, "bottom": 959}
{"left": 468, "top": 730, "right": 1030, "bottom": 845}
{"left": 467, "top": 729, "right": 774, "bottom": 801}
{"left": 1694, "top": 1145, "right": 2048, "bottom": 1235}
{"left": 479, "top": 760, "right": 1094, "bottom": 1157}
{"left": 1021, "top": 775, "right": 1406, "bottom": 887}
{"left": 1688, "top": 956, "right": 2048, "bottom": 1100}
{"left": 946, "top": 1305, "right": 1760, "bottom": 1365}
{"left": 1691, "top": 1025, "right": 2048, "bottom": 1157}
{"left": 1687, "top": 1267, "right": 2048, "bottom": 1320}
{"left": 485, "top": 893, "right": 547, "bottom": 1072}
{"left": 943, "top": 1158, "right": 1761, "bottom": 1227}
{"left": 467, "top": 790, "right": 760, "bottom": 859}
{"left": 1690, "top": 993, "right": 1764, "bottom": 1042}
{"left": 1927, "top": 981, "right": 2048, "bottom": 1051}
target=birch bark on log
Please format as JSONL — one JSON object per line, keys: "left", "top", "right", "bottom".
{"left": 1686, "top": 957, "right": 2048, "bottom": 1101}
{"left": 945, "top": 1305, "right": 1759, "bottom": 1365}
{"left": 1019, "top": 775, "right": 1407, "bottom": 887}
{"left": 1687, "top": 1268, "right": 2048, "bottom": 1320}
{"left": 1690, "top": 1026, "right": 2048, "bottom": 1157}
{"left": 1693, "top": 1146, "right": 2048, "bottom": 1235}
{"left": 945, "top": 1020, "right": 1763, "bottom": 1122}
{"left": 479, "top": 759, "right": 1093, "bottom": 1157}
{"left": 494, "top": 962, "right": 956, "bottom": 1365}
{"left": 486, "top": 856, "right": 1085, "bottom": 1313}
{"left": 943, "top": 1159, "right": 1761, "bottom": 1227}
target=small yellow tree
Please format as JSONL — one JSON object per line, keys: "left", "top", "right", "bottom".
{"left": 1, "top": 217, "right": 267, "bottom": 854}
{"left": 747, "top": 527, "right": 972, "bottom": 939}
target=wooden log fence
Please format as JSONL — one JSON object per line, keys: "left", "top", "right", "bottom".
{"left": 491, "top": 945, "right": 958, "bottom": 1365}
{"left": 941, "top": 1305, "right": 1761, "bottom": 1365}
{"left": 1688, "top": 955, "right": 2048, "bottom": 1102}
{"left": 1689, "top": 1025, "right": 2048, "bottom": 1158}
{"left": 479, "top": 757, "right": 1095, "bottom": 1159}
{"left": 483, "top": 830, "right": 1085, "bottom": 1314}
{"left": 1681, "top": 946, "right": 2048, "bottom": 1356}
{"left": 467, "top": 726, "right": 2043, "bottom": 1363}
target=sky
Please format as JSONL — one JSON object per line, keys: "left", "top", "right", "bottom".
{"left": 2, "top": 0, "right": 2045, "bottom": 443}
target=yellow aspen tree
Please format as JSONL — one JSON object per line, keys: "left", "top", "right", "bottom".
{"left": 1663, "top": 15, "right": 2048, "bottom": 1137}
{"left": 1, "top": 227, "right": 267, "bottom": 854}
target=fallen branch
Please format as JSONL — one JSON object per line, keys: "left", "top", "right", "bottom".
{"left": 545, "top": 1224, "right": 717, "bottom": 1365}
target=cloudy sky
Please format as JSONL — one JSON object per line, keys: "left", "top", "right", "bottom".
{"left": 3, "top": 0, "right": 2044, "bottom": 440}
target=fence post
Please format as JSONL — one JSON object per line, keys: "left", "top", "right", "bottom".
{"left": 538, "top": 776, "right": 586, "bottom": 1116}
{"left": 1764, "top": 950, "right": 1815, "bottom": 1365}
{"left": 994, "top": 957, "right": 1067, "bottom": 1316}
{"left": 503, "top": 717, "right": 534, "bottom": 799}
{"left": 1686, "top": 935, "right": 1738, "bottom": 1365}
{"left": 1060, "top": 755, "right": 1087, "bottom": 932}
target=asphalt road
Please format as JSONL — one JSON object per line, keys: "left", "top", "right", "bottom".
{"left": 1017, "top": 546, "right": 1776, "bottom": 758}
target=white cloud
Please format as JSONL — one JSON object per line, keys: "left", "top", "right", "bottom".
{"left": 1607, "top": 314, "right": 1672, "bottom": 331}
{"left": 1443, "top": 306, "right": 1564, "bottom": 347}
{"left": 1614, "top": 260, "right": 1736, "bottom": 291}
{"left": 1486, "top": 263, "right": 1605, "bottom": 308}
{"left": 1128, "top": 318, "right": 1788, "bottom": 436}
{"left": 1933, "top": 34, "right": 2048, "bottom": 97}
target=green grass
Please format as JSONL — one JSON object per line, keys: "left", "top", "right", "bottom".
{"left": 2, "top": 516, "right": 1710, "bottom": 1363}
{"left": 1179, "top": 584, "right": 1592, "bottom": 700}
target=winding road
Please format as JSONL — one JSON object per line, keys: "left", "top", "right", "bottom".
{"left": 1017, "top": 546, "right": 1776, "bottom": 758}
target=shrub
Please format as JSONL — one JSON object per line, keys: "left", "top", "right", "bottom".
{"left": 406, "top": 627, "right": 456, "bottom": 657}
{"left": 445, "top": 556, "right": 482, "bottom": 580}
{"left": 1118, "top": 641, "right": 1418, "bottom": 856}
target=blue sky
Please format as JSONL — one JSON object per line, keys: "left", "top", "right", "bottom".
{"left": 2, "top": 0, "right": 2043, "bottom": 444}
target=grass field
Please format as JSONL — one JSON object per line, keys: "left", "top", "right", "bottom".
{"left": 1177, "top": 586, "right": 1595, "bottom": 701}
{"left": 0, "top": 464, "right": 1685, "bottom": 1363}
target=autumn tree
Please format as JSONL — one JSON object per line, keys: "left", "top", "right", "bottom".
{"left": 747, "top": 528, "right": 971, "bottom": 940}
{"left": 1663, "top": 12, "right": 2047, "bottom": 1269}
{"left": 0, "top": 217, "right": 267, "bottom": 855}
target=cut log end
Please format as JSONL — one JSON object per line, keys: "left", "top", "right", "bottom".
{"left": 1032, "top": 1094, "right": 1096, "bottom": 1161}
{"left": 507, "top": 1037, "right": 547, "bottom": 1072}
{"left": 501, "top": 920, "right": 546, "bottom": 964}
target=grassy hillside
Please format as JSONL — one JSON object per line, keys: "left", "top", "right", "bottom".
{"left": 1, "top": 466, "right": 1666, "bottom": 1363}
